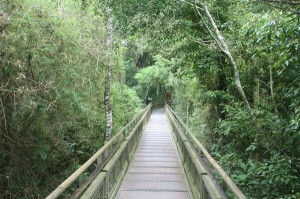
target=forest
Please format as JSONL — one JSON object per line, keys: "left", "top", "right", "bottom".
{"left": 0, "top": 0, "right": 299, "bottom": 198}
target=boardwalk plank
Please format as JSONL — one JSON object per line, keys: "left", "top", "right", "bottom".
{"left": 115, "top": 109, "right": 191, "bottom": 199}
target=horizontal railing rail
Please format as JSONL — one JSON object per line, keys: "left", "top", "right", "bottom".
{"left": 46, "top": 103, "right": 152, "bottom": 199}
{"left": 165, "top": 104, "right": 247, "bottom": 199}
{"left": 80, "top": 105, "right": 152, "bottom": 199}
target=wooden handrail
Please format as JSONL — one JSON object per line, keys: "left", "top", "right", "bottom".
{"left": 165, "top": 104, "right": 247, "bottom": 199}
{"left": 46, "top": 104, "right": 152, "bottom": 199}
{"left": 81, "top": 103, "right": 152, "bottom": 198}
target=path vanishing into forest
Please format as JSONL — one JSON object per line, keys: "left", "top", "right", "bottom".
{"left": 46, "top": 104, "right": 246, "bottom": 199}
{"left": 116, "top": 109, "right": 191, "bottom": 199}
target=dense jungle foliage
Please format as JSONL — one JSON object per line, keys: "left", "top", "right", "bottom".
{"left": 0, "top": 0, "right": 142, "bottom": 197}
{"left": 0, "top": 0, "right": 299, "bottom": 198}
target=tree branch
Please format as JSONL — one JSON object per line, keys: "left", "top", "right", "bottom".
{"left": 202, "top": 4, "right": 253, "bottom": 118}
{"left": 179, "top": 0, "right": 254, "bottom": 118}
{"left": 178, "top": 0, "right": 203, "bottom": 10}
{"left": 254, "top": 0, "right": 300, "bottom": 5}
{"left": 193, "top": 2, "right": 227, "bottom": 52}
{"left": 0, "top": 98, "right": 8, "bottom": 133}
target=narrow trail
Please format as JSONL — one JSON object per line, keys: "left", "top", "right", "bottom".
{"left": 116, "top": 109, "right": 191, "bottom": 199}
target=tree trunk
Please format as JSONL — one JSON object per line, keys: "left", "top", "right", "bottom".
{"left": 269, "top": 63, "right": 278, "bottom": 114}
{"left": 216, "top": 57, "right": 227, "bottom": 120}
{"left": 186, "top": 100, "right": 189, "bottom": 126}
{"left": 57, "top": 0, "right": 64, "bottom": 14}
{"left": 104, "top": 7, "right": 113, "bottom": 144}
{"left": 0, "top": 11, "right": 9, "bottom": 34}
{"left": 202, "top": 5, "right": 253, "bottom": 119}
{"left": 144, "top": 86, "right": 150, "bottom": 102}
{"left": 253, "top": 56, "right": 260, "bottom": 104}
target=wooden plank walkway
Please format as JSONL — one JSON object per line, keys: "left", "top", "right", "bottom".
{"left": 116, "top": 109, "right": 191, "bottom": 199}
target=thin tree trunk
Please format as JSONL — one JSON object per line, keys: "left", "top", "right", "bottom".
{"left": 202, "top": 5, "right": 253, "bottom": 118}
{"left": 104, "top": 7, "right": 113, "bottom": 144}
{"left": 269, "top": 64, "right": 278, "bottom": 114}
{"left": 186, "top": 101, "right": 189, "bottom": 126}
{"left": 57, "top": 0, "right": 64, "bottom": 14}
{"left": 144, "top": 86, "right": 150, "bottom": 102}
{"left": 253, "top": 56, "right": 260, "bottom": 104}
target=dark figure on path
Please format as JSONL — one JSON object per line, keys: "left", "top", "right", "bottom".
{"left": 146, "top": 97, "right": 152, "bottom": 105}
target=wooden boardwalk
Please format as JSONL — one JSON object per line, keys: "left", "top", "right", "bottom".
{"left": 116, "top": 109, "right": 191, "bottom": 199}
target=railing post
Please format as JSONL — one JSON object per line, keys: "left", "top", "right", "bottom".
{"left": 200, "top": 174, "right": 206, "bottom": 199}
{"left": 79, "top": 173, "right": 84, "bottom": 186}
{"left": 46, "top": 104, "right": 152, "bottom": 199}
{"left": 97, "top": 154, "right": 103, "bottom": 166}
{"left": 125, "top": 142, "right": 130, "bottom": 167}
{"left": 104, "top": 172, "right": 109, "bottom": 198}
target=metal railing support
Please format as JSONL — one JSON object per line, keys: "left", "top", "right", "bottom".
{"left": 79, "top": 104, "right": 152, "bottom": 199}
{"left": 165, "top": 103, "right": 247, "bottom": 199}
{"left": 46, "top": 103, "right": 152, "bottom": 199}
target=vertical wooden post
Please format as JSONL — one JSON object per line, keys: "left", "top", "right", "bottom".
{"left": 79, "top": 173, "right": 84, "bottom": 186}
{"left": 97, "top": 154, "right": 103, "bottom": 166}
